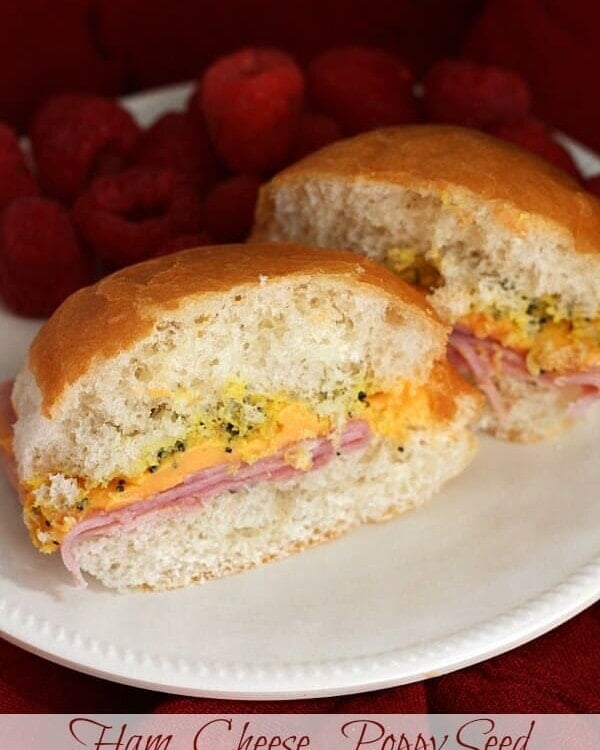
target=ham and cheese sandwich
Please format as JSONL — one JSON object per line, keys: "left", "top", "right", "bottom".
{"left": 252, "top": 125, "right": 600, "bottom": 442}
{"left": 0, "top": 242, "right": 480, "bottom": 591}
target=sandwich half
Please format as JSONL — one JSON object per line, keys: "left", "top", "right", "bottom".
{"left": 0, "top": 243, "right": 480, "bottom": 591}
{"left": 252, "top": 125, "right": 600, "bottom": 441}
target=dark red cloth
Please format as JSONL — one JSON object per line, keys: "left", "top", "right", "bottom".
{"left": 1, "top": 604, "right": 598, "bottom": 712}
{"left": 93, "top": 0, "right": 481, "bottom": 87}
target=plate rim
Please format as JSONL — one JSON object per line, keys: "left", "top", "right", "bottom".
{"left": 1, "top": 556, "right": 598, "bottom": 698}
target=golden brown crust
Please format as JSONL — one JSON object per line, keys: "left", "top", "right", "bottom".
{"left": 28, "top": 242, "right": 440, "bottom": 415}
{"left": 254, "top": 125, "right": 600, "bottom": 254}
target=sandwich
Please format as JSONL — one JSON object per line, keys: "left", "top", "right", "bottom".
{"left": 252, "top": 125, "right": 600, "bottom": 442}
{"left": 0, "top": 242, "right": 481, "bottom": 591}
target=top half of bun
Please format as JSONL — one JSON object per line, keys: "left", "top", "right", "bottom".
{"left": 253, "top": 125, "right": 600, "bottom": 254}
{"left": 252, "top": 126, "right": 600, "bottom": 321}
{"left": 17, "top": 242, "right": 442, "bottom": 416}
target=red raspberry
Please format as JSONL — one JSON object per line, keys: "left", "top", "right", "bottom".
{"left": 586, "top": 176, "right": 600, "bottom": 198}
{"left": 0, "top": 123, "right": 39, "bottom": 212}
{"left": 307, "top": 46, "right": 416, "bottom": 135}
{"left": 423, "top": 59, "right": 531, "bottom": 129}
{"left": 30, "top": 95, "right": 140, "bottom": 202}
{"left": 287, "top": 113, "right": 342, "bottom": 163}
{"left": 131, "top": 112, "right": 220, "bottom": 195}
{"left": 490, "top": 119, "right": 581, "bottom": 180}
{"left": 0, "top": 197, "right": 91, "bottom": 317}
{"left": 201, "top": 48, "right": 304, "bottom": 174}
{"left": 73, "top": 167, "right": 202, "bottom": 268}
{"left": 201, "top": 175, "right": 261, "bottom": 243}
{"left": 150, "top": 232, "right": 212, "bottom": 258}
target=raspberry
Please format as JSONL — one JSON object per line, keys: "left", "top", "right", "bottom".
{"left": 307, "top": 46, "right": 416, "bottom": 135}
{"left": 200, "top": 175, "right": 261, "bottom": 243}
{"left": 0, "top": 197, "right": 91, "bottom": 317}
{"left": 0, "top": 123, "right": 39, "bottom": 212}
{"left": 30, "top": 95, "right": 140, "bottom": 202}
{"left": 201, "top": 48, "right": 304, "bottom": 174}
{"left": 586, "top": 176, "right": 600, "bottom": 198}
{"left": 73, "top": 167, "right": 202, "bottom": 268}
{"left": 132, "top": 113, "right": 220, "bottom": 194}
{"left": 490, "top": 119, "right": 581, "bottom": 180}
{"left": 287, "top": 113, "right": 342, "bottom": 163}
{"left": 423, "top": 59, "right": 531, "bottom": 129}
{"left": 150, "top": 232, "right": 212, "bottom": 258}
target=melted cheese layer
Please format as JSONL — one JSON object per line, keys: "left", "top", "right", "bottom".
{"left": 460, "top": 312, "right": 600, "bottom": 374}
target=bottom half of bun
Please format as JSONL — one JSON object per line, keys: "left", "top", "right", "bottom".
{"left": 73, "top": 425, "right": 476, "bottom": 591}
{"left": 475, "top": 372, "right": 590, "bottom": 443}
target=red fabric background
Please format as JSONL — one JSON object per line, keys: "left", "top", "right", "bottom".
{"left": 1, "top": 605, "right": 598, "bottom": 712}
{"left": 0, "top": 0, "right": 598, "bottom": 713}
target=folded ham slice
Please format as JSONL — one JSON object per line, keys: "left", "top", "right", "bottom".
{"left": 449, "top": 327, "right": 600, "bottom": 419}
{"left": 61, "top": 419, "right": 371, "bottom": 585}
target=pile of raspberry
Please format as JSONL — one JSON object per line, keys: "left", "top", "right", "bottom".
{"left": 0, "top": 47, "right": 597, "bottom": 318}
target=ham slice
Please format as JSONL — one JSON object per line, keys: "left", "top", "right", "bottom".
{"left": 58, "top": 420, "right": 369, "bottom": 585}
{"left": 449, "top": 327, "right": 600, "bottom": 419}
{"left": 448, "top": 329, "right": 507, "bottom": 418}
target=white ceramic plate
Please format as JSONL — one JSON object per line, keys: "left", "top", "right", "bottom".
{"left": 0, "top": 84, "right": 599, "bottom": 699}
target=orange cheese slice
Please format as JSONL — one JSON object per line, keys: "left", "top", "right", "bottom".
{"left": 91, "top": 402, "right": 331, "bottom": 513}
